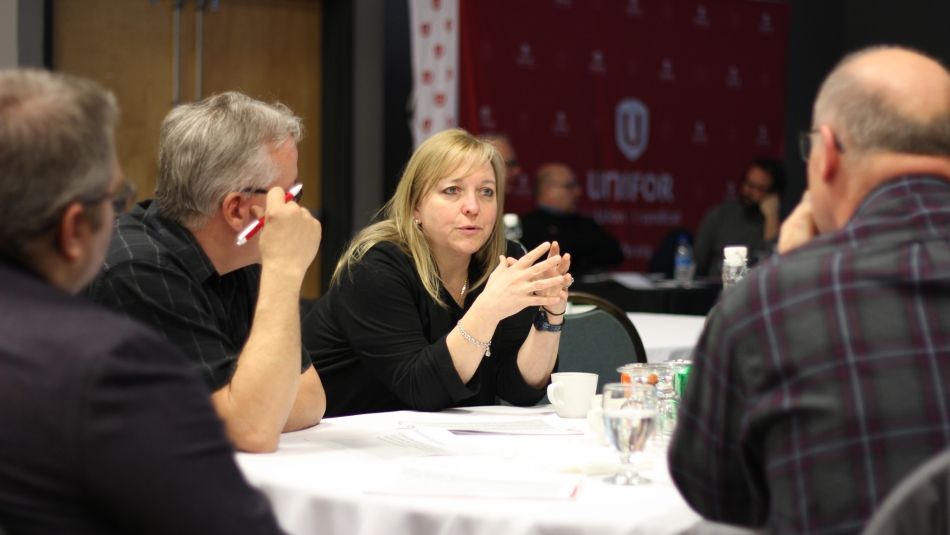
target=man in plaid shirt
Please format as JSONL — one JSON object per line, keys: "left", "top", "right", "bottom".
{"left": 669, "top": 46, "right": 950, "bottom": 534}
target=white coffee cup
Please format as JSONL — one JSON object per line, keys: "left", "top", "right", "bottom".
{"left": 547, "top": 372, "right": 598, "bottom": 418}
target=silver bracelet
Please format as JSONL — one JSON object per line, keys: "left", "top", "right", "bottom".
{"left": 457, "top": 321, "right": 491, "bottom": 357}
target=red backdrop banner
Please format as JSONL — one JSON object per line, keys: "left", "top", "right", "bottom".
{"left": 458, "top": 0, "right": 789, "bottom": 271}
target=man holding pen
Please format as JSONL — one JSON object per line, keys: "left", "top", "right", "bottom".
{"left": 86, "top": 91, "right": 325, "bottom": 452}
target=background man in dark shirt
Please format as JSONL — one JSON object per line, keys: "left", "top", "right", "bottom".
{"left": 86, "top": 92, "right": 325, "bottom": 452}
{"left": 0, "top": 69, "right": 282, "bottom": 534}
{"left": 670, "top": 46, "right": 950, "bottom": 534}
{"left": 520, "top": 162, "right": 623, "bottom": 277}
{"left": 693, "top": 158, "right": 785, "bottom": 276}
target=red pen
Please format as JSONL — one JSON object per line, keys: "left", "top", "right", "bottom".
{"left": 235, "top": 183, "right": 303, "bottom": 246}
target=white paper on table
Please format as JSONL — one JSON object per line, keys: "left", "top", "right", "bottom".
{"left": 364, "top": 456, "right": 582, "bottom": 500}
{"left": 376, "top": 425, "right": 613, "bottom": 471}
{"left": 443, "top": 405, "right": 556, "bottom": 416}
{"left": 376, "top": 427, "right": 478, "bottom": 455}
{"left": 397, "top": 414, "right": 584, "bottom": 435}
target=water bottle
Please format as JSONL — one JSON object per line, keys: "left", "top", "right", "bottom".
{"left": 673, "top": 235, "right": 695, "bottom": 285}
{"left": 722, "top": 246, "right": 748, "bottom": 289}
{"left": 502, "top": 213, "right": 523, "bottom": 242}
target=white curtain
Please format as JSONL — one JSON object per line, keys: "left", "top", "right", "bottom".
{"left": 408, "top": 0, "right": 459, "bottom": 147}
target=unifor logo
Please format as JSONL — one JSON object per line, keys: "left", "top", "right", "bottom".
{"left": 616, "top": 98, "right": 649, "bottom": 161}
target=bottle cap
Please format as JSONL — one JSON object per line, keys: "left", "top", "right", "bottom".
{"left": 503, "top": 213, "right": 523, "bottom": 240}
{"left": 723, "top": 246, "right": 748, "bottom": 266}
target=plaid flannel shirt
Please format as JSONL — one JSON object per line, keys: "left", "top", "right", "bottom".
{"left": 669, "top": 175, "right": 950, "bottom": 534}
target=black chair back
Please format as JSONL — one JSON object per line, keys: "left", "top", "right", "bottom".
{"left": 557, "top": 291, "right": 648, "bottom": 393}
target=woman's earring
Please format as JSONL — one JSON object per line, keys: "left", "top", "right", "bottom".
{"left": 414, "top": 218, "right": 421, "bottom": 227}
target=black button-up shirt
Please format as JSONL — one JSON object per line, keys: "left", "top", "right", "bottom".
{"left": 86, "top": 200, "right": 305, "bottom": 390}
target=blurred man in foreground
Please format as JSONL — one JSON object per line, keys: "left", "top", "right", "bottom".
{"left": 670, "top": 46, "right": 950, "bottom": 534}
{"left": 0, "top": 69, "right": 283, "bottom": 534}
{"left": 520, "top": 162, "right": 623, "bottom": 277}
{"left": 86, "top": 92, "right": 325, "bottom": 452}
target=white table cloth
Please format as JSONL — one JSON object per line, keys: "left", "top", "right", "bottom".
{"left": 626, "top": 312, "right": 706, "bottom": 363}
{"left": 237, "top": 407, "right": 754, "bottom": 535}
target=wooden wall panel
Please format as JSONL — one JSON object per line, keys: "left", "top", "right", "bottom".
{"left": 53, "top": 0, "right": 175, "bottom": 201}
{"left": 199, "top": 0, "right": 323, "bottom": 297}
{"left": 53, "top": 0, "right": 323, "bottom": 297}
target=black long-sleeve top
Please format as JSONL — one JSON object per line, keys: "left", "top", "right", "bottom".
{"left": 303, "top": 241, "right": 548, "bottom": 417}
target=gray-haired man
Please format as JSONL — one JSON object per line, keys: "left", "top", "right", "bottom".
{"left": 87, "top": 92, "right": 325, "bottom": 453}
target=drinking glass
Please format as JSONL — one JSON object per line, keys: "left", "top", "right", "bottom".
{"left": 601, "top": 382, "right": 658, "bottom": 485}
{"left": 618, "top": 364, "right": 677, "bottom": 445}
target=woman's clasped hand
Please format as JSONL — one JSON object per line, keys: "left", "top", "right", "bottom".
{"left": 481, "top": 241, "right": 573, "bottom": 319}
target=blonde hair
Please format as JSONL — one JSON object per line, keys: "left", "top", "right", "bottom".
{"left": 333, "top": 128, "right": 507, "bottom": 307}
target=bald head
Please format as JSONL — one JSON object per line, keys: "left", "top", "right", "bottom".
{"left": 814, "top": 46, "right": 950, "bottom": 156}
{"left": 803, "top": 46, "right": 950, "bottom": 235}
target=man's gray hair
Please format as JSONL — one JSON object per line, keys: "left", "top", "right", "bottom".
{"left": 155, "top": 91, "right": 303, "bottom": 227}
{"left": 814, "top": 46, "right": 950, "bottom": 157}
{"left": 0, "top": 69, "right": 118, "bottom": 259}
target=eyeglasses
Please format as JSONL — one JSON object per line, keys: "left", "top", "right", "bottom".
{"left": 81, "top": 179, "right": 136, "bottom": 214}
{"left": 108, "top": 180, "right": 137, "bottom": 214}
{"left": 241, "top": 183, "right": 303, "bottom": 202}
{"left": 798, "top": 128, "right": 846, "bottom": 162}
{"left": 39, "top": 179, "right": 135, "bottom": 233}
{"left": 741, "top": 180, "right": 771, "bottom": 193}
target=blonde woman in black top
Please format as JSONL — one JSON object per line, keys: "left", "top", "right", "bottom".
{"left": 305, "top": 128, "right": 573, "bottom": 416}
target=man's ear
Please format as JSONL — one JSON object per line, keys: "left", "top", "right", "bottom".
{"left": 221, "top": 192, "right": 256, "bottom": 232}
{"left": 818, "top": 125, "right": 840, "bottom": 184}
{"left": 56, "top": 203, "right": 92, "bottom": 262}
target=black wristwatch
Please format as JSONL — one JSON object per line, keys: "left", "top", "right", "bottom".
{"left": 533, "top": 307, "right": 564, "bottom": 332}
